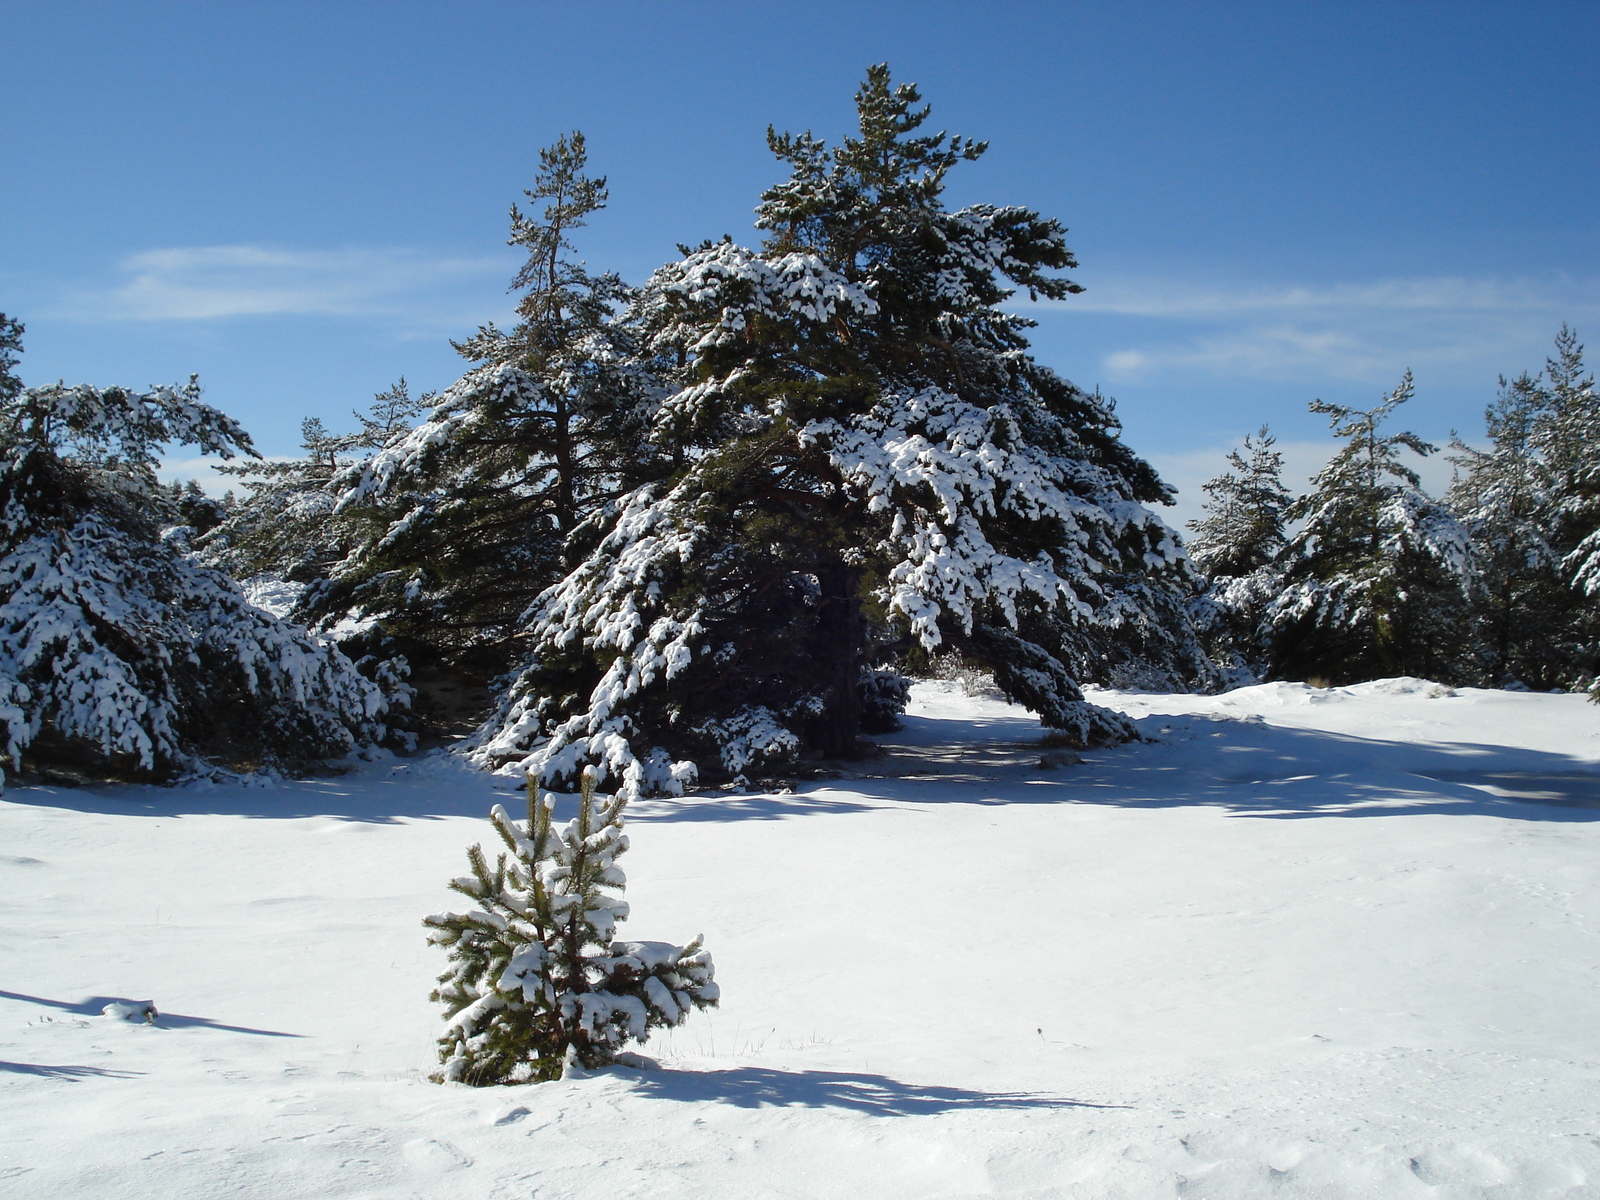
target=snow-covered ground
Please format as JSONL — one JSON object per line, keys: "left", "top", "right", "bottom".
{"left": 3, "top": 680, "right": 1597, "bottom": 1199}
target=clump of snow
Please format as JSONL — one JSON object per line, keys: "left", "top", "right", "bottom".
{"left": 237, "top": 575, "right": 305, "bottom": 620}
{"left": 98, "top": 1001, "right": 157, "bottom": 1024}
{"left": 1342, "top": 676, "right": 1458, "bottom": 699}
{"left": 1213, "top": 677, "right": 1458, "bottom": 708}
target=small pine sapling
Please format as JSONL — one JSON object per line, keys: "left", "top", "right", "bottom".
{"left": 424, "top": 768, "right": 717, "bottom": 1084}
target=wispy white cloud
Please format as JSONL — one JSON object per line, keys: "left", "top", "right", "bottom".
{"left": 1114, "top": 324, "right": 1405, "bottom": 382}
{"left": 53, "top": 244, "right": 510, "bottom": 325}
{"left": 1050, "top": 274, "right": 1597, "bottom": 319}
{"left": 1028, "top": 273, "right": 1600, "bottom": 386}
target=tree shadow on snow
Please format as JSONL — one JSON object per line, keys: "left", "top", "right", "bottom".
{"left": 851, "top": 715, "right": 1600, "bottom": 824}
{"left": 0, "top": 990, "right": 304, "bottom": 1037}
{"left": 620, "top": 1065, "right": 1125, "bottom": 1115}
{"left": 0, "top": 761, "right": 505, "bottom": 823}
{"left": 618, "top": 720, "right": 1600, "bottom": 825}
{"left": 4, "top": 712, "right": 1597, "bottom": 826}
{"left": 0, "top": 1060, "right": 145, "bottom": 1080}
{"left": 627, "top": 790, "right": 882, "bottom": 823}
{"left": 0, "top": 764, "right": 887, "bottom": 825}
{"left": 666, "top": 716, "right": 1600, "bottom": 826}
{"left": 1064, "top": 721, "right": 1600, "bottom": 824}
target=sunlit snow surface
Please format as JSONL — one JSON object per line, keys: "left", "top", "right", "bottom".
{"left": 2, "top": 680, "right": 1597, "bottom": 1198}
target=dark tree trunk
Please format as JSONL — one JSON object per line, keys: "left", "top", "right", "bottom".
{"left": 808, "top": 560, "right": 862, "bottom": 757}
{"left": 553, "top": 395, "right": 575, "bottom": 536}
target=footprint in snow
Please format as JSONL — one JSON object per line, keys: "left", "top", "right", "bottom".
{"left": 403, "top": 1137, "right": 472, "bottom": 1170}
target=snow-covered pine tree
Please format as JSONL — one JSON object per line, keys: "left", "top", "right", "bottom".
{"left": 1538, "top": 326, "right": 1600, "bottom": 557}
{"left": 1529, "top": 327, "right": 1600, "bottom": 688}
{"left": 204, "top": 382, "right": 432, "bottom": 624}
{"left": 0, "top": 317, "right": 388, "bottom": 787}
{"left": 163, "top": 478, "right": 229, "bottom": 539}
{"left": 470, "top": 66, "right": 1199, "bottom": 794}
{"left": 424, "top": 768, "right": 717, "bottom": 1084}
{"left": 0, "top": 315, "right": 20, "bottom": 408}
{"left": 206, "top": 414, "right": 361, "bottom": 594}
{"left": 349, "top": 377, "right": 434, "bottom": 454}
{"left": 1446, "top": 366, "right": 1568, "bottom": 687}
{"left": 1268, "top": 373, "right": 1472, "bottom": 684}
{"left": 1186, "top": 426, "right": 1293, "bottom": 681}
{"left": 1187, "top": 426, "right": 1291, "bottom": 578}
{"left": 327, "top": 134, "right": 657, "bottom": 675}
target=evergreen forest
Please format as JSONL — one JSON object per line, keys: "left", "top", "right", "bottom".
{"left": 2, "top": 66, "right": 1596, "bottom": 795}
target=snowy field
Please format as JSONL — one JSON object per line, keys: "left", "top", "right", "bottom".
{"left": 3, "top": 679, "right": 1598, "bottom": 1199}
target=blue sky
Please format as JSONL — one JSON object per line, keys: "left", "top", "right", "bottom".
{"left": 5, "top": 1, "right": 1597, "bottom": 525}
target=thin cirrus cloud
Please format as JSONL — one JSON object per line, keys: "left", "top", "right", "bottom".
{"left": 54, "top": 244, "right": 512, "bottom": 328}
{"left": 1040, "top": 274, "right": 1600, "bottom": 385}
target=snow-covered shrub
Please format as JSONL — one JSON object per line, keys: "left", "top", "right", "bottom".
{"left": 921, "top": 650, "right": 1002, "bottom": 698}
{"left": 692, "top": 705, "right": 802, "bottom": 780}
{"left": 858, "top": 667, "right": 910, "bottom": 733}
{"left": 1186, "top": 567, "right": 1284, "bottom": 685}
{"left": 424, "top": 769, "right": 717, "bottom": 1085}
{"left": 0, "top": 318, "right": 387, "bottom": 788}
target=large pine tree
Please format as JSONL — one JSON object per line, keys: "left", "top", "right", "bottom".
{"left": 470, "top": 67, "right": 1197, "bottom": 794}
{"left": 205, "top": 387, "right": 428, "bottom": 595}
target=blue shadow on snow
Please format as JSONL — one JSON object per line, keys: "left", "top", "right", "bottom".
{"left": 0, "top": 989, "right": 304, "bottom": 1038}
{"left": 614, "top": 1064, "right": 1126, "bottom": 1115}
{"left": 0, "top": 1061, "right": 144, "bottom": 1080}
{"left": 2, "top": 712, "right": 1595, "bottom": 824}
